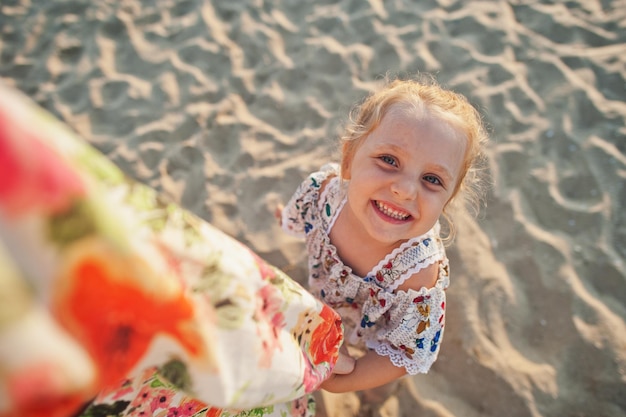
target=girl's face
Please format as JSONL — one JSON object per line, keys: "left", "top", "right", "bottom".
{"left": 342, "top": 108, "right": 466, "bottom": 248}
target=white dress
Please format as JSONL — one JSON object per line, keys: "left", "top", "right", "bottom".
{"left": 282, "top": 163, "right": 450, "bottom": 375}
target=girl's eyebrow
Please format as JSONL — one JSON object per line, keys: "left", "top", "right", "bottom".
{"left": 372, "top": 142, "right": 405, "bottom": 154}
{"left": 373, "top": 142, "right": 456, "bottom": 181}
{"left": 430, "top": 164, "right": 454, "bottom": 182}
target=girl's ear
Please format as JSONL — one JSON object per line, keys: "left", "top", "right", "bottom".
{"left": 340, "top": 142, "right": 352, "bottom": 180}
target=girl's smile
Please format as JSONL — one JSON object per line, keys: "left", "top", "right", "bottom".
{"left": 373, "top": 200, "right": 411, "bottom": 222}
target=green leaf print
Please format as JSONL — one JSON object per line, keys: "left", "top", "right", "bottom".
{"left": 269, "top": 268, "right": 307, "bottom": 301}
{"left": 149, "top": 378, "right": 165, "bottom": 388}
{"left": 160, "top": 358, "right": 193, "bottom": 391}
{"left": 221, "top": 405, "right": 275, "bottom": 416}
{"left": 79, "top": 400, "right": 130, "bottom": 417}
{"left": 73, "top": 141, "right": 125, "bottom": 186}
{"left": 47, "top": 199, "right": 98, "bottom": 246}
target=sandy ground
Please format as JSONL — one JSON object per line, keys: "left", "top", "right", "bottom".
{"left": 1, "top": 1, "right": 625, "bottom": 416}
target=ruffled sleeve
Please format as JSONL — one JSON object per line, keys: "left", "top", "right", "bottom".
{"left": 281, "top": 163, "right": 339, "bottom": 237}
{"left": 362, "top": 258, "right": 450, "bottom": 375}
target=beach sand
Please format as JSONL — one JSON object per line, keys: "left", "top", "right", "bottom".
{"left": 1, "top": 1, "right": 625, "bottom": 416}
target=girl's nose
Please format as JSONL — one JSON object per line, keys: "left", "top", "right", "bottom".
{"left": 390, "top": 176, "right": 418, "bottom": 200}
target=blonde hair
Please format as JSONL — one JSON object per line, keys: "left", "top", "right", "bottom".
{"left": 340, "top": 74, "right": 489, "bottom": 239}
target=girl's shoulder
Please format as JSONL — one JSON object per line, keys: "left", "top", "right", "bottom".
{"left": 368, "top": 225, "right": 449, "bottom": 292}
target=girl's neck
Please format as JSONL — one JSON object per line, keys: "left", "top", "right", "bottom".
{"left": 329, "top": 203, "right": 405, "bottom": 277}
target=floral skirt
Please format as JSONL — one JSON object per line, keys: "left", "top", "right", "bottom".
{"left": 0, "top": 82, "right": 339, "bottom": 417}
{"left": 80, "top": 362, "right": 315, "bottom": 417}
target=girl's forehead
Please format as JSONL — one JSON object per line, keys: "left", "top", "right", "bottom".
{"left": 344, "top": 103, "right": 468, "bottom": 156}
{"left": 368, "top": 111, "right": 466, "bottom": 169}
{"left": 377, "top": 108, "right": 460, "bottom": 138}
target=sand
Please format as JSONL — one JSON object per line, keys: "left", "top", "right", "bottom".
{"left": 1, "top": 1, "right": 625, "bottom": 416}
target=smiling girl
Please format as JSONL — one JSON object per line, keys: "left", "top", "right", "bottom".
{"left": 279, "top": 75, "right": 489, "bottom": 400}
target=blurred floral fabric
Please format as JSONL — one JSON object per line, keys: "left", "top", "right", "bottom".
{"left": 0, "top": 82, "right": 342, "bottom": 417}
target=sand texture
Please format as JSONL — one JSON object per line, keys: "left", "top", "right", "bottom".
{"left": 1, "top": 1, "right": 625, "bottom": 416}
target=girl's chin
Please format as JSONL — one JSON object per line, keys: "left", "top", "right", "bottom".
{"left": 364, "top": 224, "right": 412, "bottom": 247}
{"left": 367, "top": 216, "right": 433, "bottom": 245}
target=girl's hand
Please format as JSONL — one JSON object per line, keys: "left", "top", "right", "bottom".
{"left": 319, "top": 350, "right": 407, "bottom": 393}
{"left": 332, "top": 347, "right": 355, "bottom": 375}
{"left": 274, "top": 204, "right": 284, "bottom": 227}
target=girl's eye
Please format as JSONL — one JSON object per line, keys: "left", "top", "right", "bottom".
{"left": 379, "top": 155, "right": 397, "bottom": 166}
{"left": 424, "top": 175, "right": 442, "bottom": 186}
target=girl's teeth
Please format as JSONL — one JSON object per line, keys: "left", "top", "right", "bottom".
{"left": 376, "top": 201, "right": 409, "bottom": 220}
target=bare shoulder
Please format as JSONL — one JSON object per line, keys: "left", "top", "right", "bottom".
{"left": 395, "top": 262, "right": 439, "bottom": 293}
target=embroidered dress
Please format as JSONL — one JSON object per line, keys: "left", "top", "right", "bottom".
{"left": 282, "top": 163, "right": 449, "bottom": 375}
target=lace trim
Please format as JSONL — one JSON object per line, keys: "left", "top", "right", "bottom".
{"left": 368, "top": 230, "right": 446, "bottom": 291}
{"left": 371, "top": 232, "right": 432, "bottom": 274}
{"left": 370, "top": 341, "right": 435, "bottom": 375}
{"left": 370, "top": 223, "right": 440, "bottom": 272}
{"left": 385, "top": 256, "right": 441, "bottom": 292}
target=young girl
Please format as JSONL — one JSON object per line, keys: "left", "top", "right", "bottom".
{"left": 278, "top": 75, "right": 488, "bottom": 395}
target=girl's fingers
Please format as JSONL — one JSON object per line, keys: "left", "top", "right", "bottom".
{"left": 332, "top": 353, "right": 355, "bottom": 375}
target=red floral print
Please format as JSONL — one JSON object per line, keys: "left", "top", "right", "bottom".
{"left": 54, "top": 243, "right": 205, "bottom": 389}
{"left": 255, "top": 284, "right": 286, "bottom": 368}
{"left": 0, "top": 111, "right": 85, "bottom": 216}
{"left": 4, "top": 362, "right": 88, "bottom": 417}
{"left": 167, "top": 397, "right": 208, "bottom": 417}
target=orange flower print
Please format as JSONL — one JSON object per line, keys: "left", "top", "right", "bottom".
{"left": 0, "top": 110, "right": 85, "bottom": 217}
{"left": 293, "top": 304, "right": 343, "bottom": 392}
{"left": 54, "top": 240, "right": 206, "bottom": 389}
{"left": 309, "top": 304, "right": 342, "bottom": 366}
{"left": 205, "top": 407, "right": 224, "bottom": 417}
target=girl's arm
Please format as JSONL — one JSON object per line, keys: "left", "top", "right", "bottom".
{"left": 321, "top": 263, "right": 441, "bottom": 393}
{"left": 332, "top": 345, "right": 356, "bottom": 375}
{"left": 320, "top": 350, "right": 406, "bottom": 393}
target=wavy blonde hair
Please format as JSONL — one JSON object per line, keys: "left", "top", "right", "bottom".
{"left": 340, "top": 74, "right": 489, "bottom": 239}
